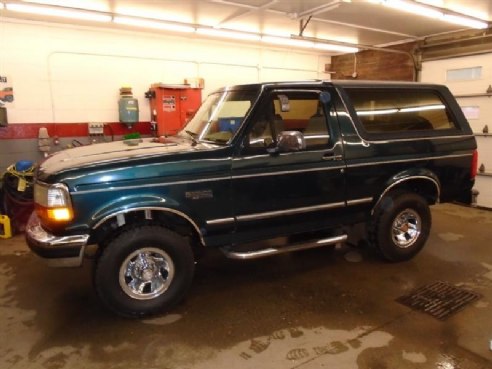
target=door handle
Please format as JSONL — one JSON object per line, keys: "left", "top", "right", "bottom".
{"left": 322, "top": 152, "right": 343, "bottom": 161}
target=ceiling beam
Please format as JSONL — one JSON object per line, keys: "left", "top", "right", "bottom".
{"left": 215, "top": 0, "right": 278, "bottom": 27}
{"left": 296, "top": 1, "right": 342, "bottom": 19}
{"left": 208, "top": 0, "right": 417, "bottom": 38}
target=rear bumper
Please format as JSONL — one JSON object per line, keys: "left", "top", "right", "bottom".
{"left": 25, "top": 212, "right": 89, "bottom": 267}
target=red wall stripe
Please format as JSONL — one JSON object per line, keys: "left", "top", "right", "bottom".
{"left": 0, "top": 122, "right": 152, "bottom": 139}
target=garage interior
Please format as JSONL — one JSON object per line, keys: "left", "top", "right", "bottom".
{"left": 1, "top": 1, "right": 492, "bottom": 368}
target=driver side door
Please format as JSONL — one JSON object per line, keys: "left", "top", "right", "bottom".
{"left": 231, "top": 88, "right": 347, "bottom": 243}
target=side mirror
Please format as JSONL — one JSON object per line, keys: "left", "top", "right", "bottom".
{"left": 271, "top": 131, "right": 306, "bottom": 153}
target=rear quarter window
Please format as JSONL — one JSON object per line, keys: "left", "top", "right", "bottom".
{"left": 345, "top": 88, "right": 458, "bottom": 137}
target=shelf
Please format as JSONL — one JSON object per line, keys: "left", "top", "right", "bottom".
{"left": 474, "top": 133, "right": 492, "bottom": 137}
{"left": 455, "top": 93, "right": 492, "bottom": 98}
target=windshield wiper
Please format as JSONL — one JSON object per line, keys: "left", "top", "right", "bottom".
{"left": 185, "top": 130, "right": 198, "bottom": 146}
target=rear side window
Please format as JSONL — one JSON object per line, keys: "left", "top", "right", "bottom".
{"left": 345, "top": 88, "right": 457, "bottom": 134}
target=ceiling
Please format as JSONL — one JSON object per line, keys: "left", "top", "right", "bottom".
{"left": 2, "top": 0, "right": 492, "bottom": 54}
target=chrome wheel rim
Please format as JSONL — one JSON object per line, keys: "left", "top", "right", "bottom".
{"left": 392, "top": 209, "right": 421, "bottom": 249}
{"left": 119, "top": 247, "right": 175, "bottom": 300}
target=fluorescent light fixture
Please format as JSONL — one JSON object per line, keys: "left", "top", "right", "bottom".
{"left": 262, "top": 35, "right": 314, "bottom": 48}
{"left": 380, "top": 0, "right": 488, "bottom": 29}
{"left": 314, "top": 43, "right": 359, "bottom": 53}
{"left": 113, "top": 16, "right": 195, "bottom": 33}
{"left": 442, "top": 14, "right": 488, "bottom": 29}
{"left": 6, "top": 3, "right": 111, "bottom": 22}
{"left": 196, "top": 28, "right": 261, "bottom": 41}
{"left": 382, "top": 0, "right": 442, "bottom": 19}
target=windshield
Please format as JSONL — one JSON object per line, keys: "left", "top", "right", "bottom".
{"left": 181, "top": 89, "right": 258, "bottom": 144}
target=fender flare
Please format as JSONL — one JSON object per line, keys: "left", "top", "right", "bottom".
{"left": 372, "top": 170, "right": 440, "bottom": 215}
{"left": 90, "top": 195, "right": 205, "bottom": 246}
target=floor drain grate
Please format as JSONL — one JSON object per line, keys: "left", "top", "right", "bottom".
{"left": 396, "top": 281, "right": 481, "bottom": 320}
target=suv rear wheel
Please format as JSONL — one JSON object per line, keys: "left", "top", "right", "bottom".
{"left": 370, "top": 191, "right": 431, "bottom": 262}
{"left": 94, "top": 225, "right": 195, "bottom": 318}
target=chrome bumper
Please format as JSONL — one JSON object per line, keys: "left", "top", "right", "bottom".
{"left": 25, "top": 212, "right": 89, "bottom": 267}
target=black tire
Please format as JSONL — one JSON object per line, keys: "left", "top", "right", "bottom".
{"left": 94, "top": 225, "right": 195, "bottom": 318}
{"left": 369, "top": 191, "right": 431, "bottom": 262}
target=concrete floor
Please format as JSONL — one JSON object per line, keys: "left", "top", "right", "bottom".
{"left": 1, "top": 203, "right": 491, "bottom": 369}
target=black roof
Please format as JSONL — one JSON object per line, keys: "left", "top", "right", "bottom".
{"left": 218, "top": 80, "right": 445, "bottom": 92}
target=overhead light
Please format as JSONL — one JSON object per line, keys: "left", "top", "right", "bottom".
{"left": 197, "top": 28, "right": 261, "bottom": 41}
{"left": 5, "top": 3, "right": 112, "bottom": 22}
{"left": 262, "top": 35, "right": 314, "bottom": 48}
{"left": 113, "top": 16, "right": 195, "bottom": 33}
{"left": 314, "top": 43, "right": 359, "bottom": 53}
{"left": 442, "top": 14, "right": 488, "bottom": 29}
{"left": 382, "top": 0, "right": 442, "bottom": 19}
{"left": 379, "top": 0, "right": 488, "bottom": 29}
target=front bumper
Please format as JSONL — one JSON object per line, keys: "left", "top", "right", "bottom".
{"left": 25, "top": 212, "right": 89, "bottom": 267}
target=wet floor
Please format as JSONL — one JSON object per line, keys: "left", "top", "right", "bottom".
{"left": 0, "top": 203, "right": 491, "bottom": 369}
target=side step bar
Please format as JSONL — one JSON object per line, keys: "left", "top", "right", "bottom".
{"left": 221, "top": 234, "right": 347, "bottom": 260}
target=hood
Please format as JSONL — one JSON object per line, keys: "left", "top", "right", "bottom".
{"left": 39, "top": 137, "right": 205, "bottom": 175}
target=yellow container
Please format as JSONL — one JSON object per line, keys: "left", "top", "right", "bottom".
{"left": 0, "top": 215, "right": 12, "bottom": 239}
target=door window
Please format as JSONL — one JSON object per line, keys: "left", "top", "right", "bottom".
{"left": 246, "top": 90, "right": 330, "bottom": 152}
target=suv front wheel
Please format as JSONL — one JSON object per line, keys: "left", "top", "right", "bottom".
{"left": 370, "top": 191, "right": 431, "bottom": 262}
{"left": 94, "top": 225, "right": 195, "bottom": 318}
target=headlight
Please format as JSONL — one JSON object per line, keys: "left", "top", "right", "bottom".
{"left": 34, "top": 182, "right": 74, "bottom": 222}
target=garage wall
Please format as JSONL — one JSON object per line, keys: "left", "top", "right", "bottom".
{"left": 0, "top": 18, "right": 331, "bottom": 172}
{"left": 422, "top": 54, "right": 492, "bottom": 208}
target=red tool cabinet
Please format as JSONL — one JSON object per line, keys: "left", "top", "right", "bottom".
{"left": 147, "top": 84, "right": 202, "bottom": 136}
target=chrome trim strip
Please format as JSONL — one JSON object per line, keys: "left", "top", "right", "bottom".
{"left": 71, "top": 154, "right": 472, "bottom": 196}
{"left": 237, "top": 201, "right": 346, "bottom": 222}
{"left": 72, "top": 176, "right": 231, "bottom": 195}
{"left": 371, "top": 176, "right": 441, "bottom": 215}
{"left": 359, "top": 134, "right": 475, "bottom": 144}
{"left": 347, "top": 197, "right": 373, "bottom": 206}
{"left": 347, "top": 153, "right": 473, "bottom": 169}
{"left": 206, "top": 217, "right": 235, "bottom": 226}
{"left": 232, "top": 165, "right": 345, "bottom": 180}
{"left": 93, "top": 207, "right": 205, "bottom": 246}
{"left": 208, "top": 197, "right": 371, "bottom": 225}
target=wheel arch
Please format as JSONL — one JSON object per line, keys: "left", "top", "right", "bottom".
{"left": 91, "top": 206, "right": 205, "bottom": 248}
{"left": 372, "top": 170, "right": 440, "bottom": 215}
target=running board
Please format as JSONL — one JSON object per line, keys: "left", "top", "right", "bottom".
{"left": 221, "top": 234, "right": 347, "bottom": 260}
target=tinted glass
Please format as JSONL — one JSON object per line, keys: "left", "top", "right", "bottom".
{"left": 246, "top": 90, "right": 330, "bottom": 151}
{"left": 182, "top": 89, "right": 257, "bottom": 144}
{"left": 346, "top": 89, "right": 457, "bottom": 133}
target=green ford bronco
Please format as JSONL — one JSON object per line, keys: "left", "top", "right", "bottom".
{"left": 26, "top": 80, "right": 478, "bottom": 317}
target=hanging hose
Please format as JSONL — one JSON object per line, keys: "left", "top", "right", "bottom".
{"left": 1, "top": 161, "right": 35, "bottom": 234}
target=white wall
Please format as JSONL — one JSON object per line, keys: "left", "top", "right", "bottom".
{"left": 422, "top": 54, "right": 492, "bottom": 208}
{"left": 0, "top": 18, "right": 332, "bottom": 124}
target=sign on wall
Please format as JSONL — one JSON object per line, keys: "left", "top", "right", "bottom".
{"left": 0, "top": 75, "right": 14, "bottom": 106}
